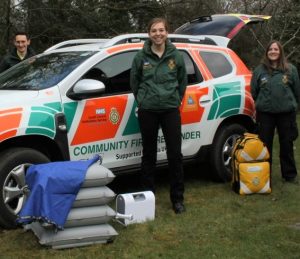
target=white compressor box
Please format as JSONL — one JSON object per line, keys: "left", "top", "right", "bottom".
{"left": 116, "top": 191, "right": 155, "bottom": 226}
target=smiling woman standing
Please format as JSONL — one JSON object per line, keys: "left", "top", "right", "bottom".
{"left": 251, "top": 40, "right": 300, "bottom": 183}
{"left": 130, "top": 18, "right": 187, "bottom": 213}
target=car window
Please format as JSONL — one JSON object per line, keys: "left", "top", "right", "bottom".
{"left": 82, "top": 49, "right": 203, "bottom": 95}
{"left": 0, "top": 52, "right": 94, "bottom": 90}
{"left": 90, "top": 51, "right": 138, "bottom": 94}
{"left": 199, "top": 51, "right": 233, "bottom": 78}
{"left": 179, "top": 50, "right": 203, "bottom": 84}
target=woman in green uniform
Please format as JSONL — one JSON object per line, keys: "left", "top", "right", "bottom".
{"left": 251, "top": 40, "right": 300, "bottom": 183}
{"left": 130, "top": 18, "right": 187, "bottom": 213}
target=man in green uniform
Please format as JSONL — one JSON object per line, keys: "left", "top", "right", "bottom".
{"left": 0, "top": 32, "right": 35, "bottom": 73}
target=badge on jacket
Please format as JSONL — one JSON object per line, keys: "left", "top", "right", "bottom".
{"left": 260, "top": 76, "right": 268, "bottom": 86}
{"left": 168, "top": 59, "right": 176, "bottom": 70}
{"left": 282, "top": 74, "right": 288, "bottom": 85}
{"left": 143, "top": 60, "right": 152, "bottom": 70}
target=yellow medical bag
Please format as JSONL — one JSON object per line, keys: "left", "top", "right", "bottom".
{"left": 231, "top": 133, "right": 271, "bottom": 195}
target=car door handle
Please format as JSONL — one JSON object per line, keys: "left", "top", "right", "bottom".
{"left": 199, "top": 95, "right": 211, "bottom": 106}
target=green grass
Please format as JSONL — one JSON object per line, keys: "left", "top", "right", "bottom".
{"left": 1, "top": 126, "right": 300, "bottom": 258}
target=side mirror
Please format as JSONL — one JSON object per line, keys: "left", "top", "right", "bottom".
{"left": 67, "top": 79, "right": 105, "bottom": 100}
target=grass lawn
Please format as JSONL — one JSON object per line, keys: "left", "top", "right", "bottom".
{"left": 1, "top": 122, "right": 299, "bottom": 258}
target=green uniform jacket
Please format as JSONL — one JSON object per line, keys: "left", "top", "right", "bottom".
{"left": 0, "top": 47, "right": 35, "bottom": 73}
{"left": 130, "top": 40, "right": 187, "bottom": 110}
{"left": 251, "top": 64, "right": 300, "bottom": 113}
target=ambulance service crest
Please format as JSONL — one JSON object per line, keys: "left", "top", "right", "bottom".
{"left": 282, "top": 74, "right": 288, "bottom": 85}
{"left": 109, "top": 108, "right": 120, "bottom": 124}
{"left": 168, "top": 59, "right": 176, "bottom": 70}
{"left": 252, "top": 177, "right": 260, "bottom": 186}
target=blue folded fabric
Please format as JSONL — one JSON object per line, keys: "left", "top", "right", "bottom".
{"left": 17, "top": 155, "right": 100, "bottom": 229}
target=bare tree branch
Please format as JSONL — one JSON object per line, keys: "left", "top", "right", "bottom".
{"left": 286, "top": 45, "right": 300, "bottom": 59}
{"left": 282, "top": 25, "right": 300, "bottom": 47}
{"left": 249, "top": 27, "right": 266, "bottom": 50}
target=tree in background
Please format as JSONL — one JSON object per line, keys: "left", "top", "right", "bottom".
{"left": 0, "top": 0, "right": 164, "bottom": 55}
{"left": 0, "top": 0, "right": 299, "bottom": 70}
{"left": 0, "top": 0, "right": 28, "bottom": 56}
{"left": 0, "top": 0, "right": 11, "bottom": 53}
{"left": 267, "top": 0, "right": 300, "bottom": 70}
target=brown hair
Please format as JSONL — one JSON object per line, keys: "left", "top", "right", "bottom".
{"left": 147, "top": 18, "right": 169, "bottom": 33}
{"left": 14, "top": 31, "right": 30, "bottom": 40}
{"left": 262, "top": 40, "right": 289, "bottom": 72}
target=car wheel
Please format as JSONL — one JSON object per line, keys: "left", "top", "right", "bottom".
{"left": 210, "top": 124, "right": 246, "bottom": 182}
{"left": 0, "top": 148, "right": 50, "bottom": 229}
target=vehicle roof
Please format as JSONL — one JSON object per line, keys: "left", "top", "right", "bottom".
{"left": 48, "top": 44, "right": 106, "bottom": 52}
{"left": 44, "top": 33, "right": 230, "bottom": 53}
{"left": 45, "top": 14, "right": 271, "bottom": 54}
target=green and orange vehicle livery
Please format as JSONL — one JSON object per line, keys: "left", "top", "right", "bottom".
{"left": 0, "top": 14, "right": 270, "bottom": 228}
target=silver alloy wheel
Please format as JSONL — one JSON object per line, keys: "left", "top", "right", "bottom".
{"left": 3, "top": 164, "right": 31, "bottom": 215}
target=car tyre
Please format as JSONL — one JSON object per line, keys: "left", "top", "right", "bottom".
{"left": 210, "top": 124, "right": 246, "bottom": 182}
{"left": 0, "top": 148, "right": 50, "bottom": 229}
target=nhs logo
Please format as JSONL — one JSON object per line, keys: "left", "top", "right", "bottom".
{"left": 96, "top": 108, "right": 106, "bottom": 115}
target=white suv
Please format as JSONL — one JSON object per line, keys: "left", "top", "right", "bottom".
{"left": 0, "top": 14, "right": 270, "bottom": 228}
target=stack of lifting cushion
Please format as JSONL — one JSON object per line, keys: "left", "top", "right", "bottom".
{"left": 24, "top": 161, "right": 118, "bottom": 249}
